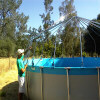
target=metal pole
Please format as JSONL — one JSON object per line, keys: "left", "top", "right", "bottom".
{"left": 53, "top": 35, "right": 57, "bottom": 67}
{"left": 54, "top": 39, "right": 56, "bottom": 59}
{"left": 40, "top": 67, "right": 44, "bottom": 100}
{"left": 97, "top": 68, "right": 100, "bottom": 100}
{"left": 78, "top": 19, "right": 83, "bottom": 65}
{"left": 79, "top": 27, "right": 82, "bottom": 57}
{"left": 66, "top": 68, "right": 70, "bottom": 100}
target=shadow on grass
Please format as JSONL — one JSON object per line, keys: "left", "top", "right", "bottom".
{"left": 0, "top": 81, "right": 27, "bottom": 100}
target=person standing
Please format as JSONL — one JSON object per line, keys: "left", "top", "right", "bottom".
{"left": 17, "top": 49, "right": 28, "bottom": 100}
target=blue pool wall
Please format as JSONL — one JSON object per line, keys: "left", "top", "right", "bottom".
{"left": 26, "top": 57, "right": 100, "bottom": 68}
{"left": 25, "top": 57, "right": 100, "bottom": 100}
{"left": 25, "top": 57, "right": 100, "bottom": 75}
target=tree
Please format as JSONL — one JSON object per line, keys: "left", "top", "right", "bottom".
{"left": 0, "top": 0, "right": 29, "bottom": 38}
{"left": 84, "top": 14, "right": 100, "bottom": 56}
{"left": 0, "top": 0, "right": 29, "bottom": 57}
{"left": 97, "top": 14, "right": 100, "bottom": 21}
{"left": 40, "top": 0, "right": 54, "bottom": 40}
{"left": 59, "top": 0, "right": 79, "bottom": 57}
{"left": 59, "top": 0, "right": 76, "bottom": 17}
{"left": 37, "top": 0, "right": 56, "bottom": 57}
{"left": 0, "top": 38, "right": 16, "bottom": 57}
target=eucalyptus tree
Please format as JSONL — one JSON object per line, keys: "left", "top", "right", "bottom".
{"left": 40, "top": 0, "right": 54, "bottom": 39}
{"left": 39, "top": 0, "right": 55, "bottom": 57}
{"left": 59, "top": 0, "right": 80, "bottom": 57}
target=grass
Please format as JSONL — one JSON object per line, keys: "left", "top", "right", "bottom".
{"left": 0, "top": 57, "right": 18, "bottom": 100}
{"left": 0, "top": 57, "right": 17, "bottom": 75}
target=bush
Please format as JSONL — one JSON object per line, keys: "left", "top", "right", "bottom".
{"left": 82, "top": 52, "right": 89, "bottom": 57}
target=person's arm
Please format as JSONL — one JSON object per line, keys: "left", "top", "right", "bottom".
{"left": 18, "top": 61, "right": 28, "bottom": 73}
{"left": 21, "top": 64, "right": 28, "bottom": 73}
{"left": 24, "top": 46, "right": 32, "bottom": 55}
{"left": 21, "top": 47, "right": 32, "bottom": 60}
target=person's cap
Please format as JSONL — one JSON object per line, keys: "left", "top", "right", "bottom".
{"left": 17, "top": 49, "right": 24, "bottom": 55}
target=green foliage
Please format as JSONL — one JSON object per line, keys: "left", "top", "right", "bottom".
{"left": 59, "top": 0, "right": 79, "bottom": 57}
{"left": 1, "top": 0, "right": 100, "bottom": 58}
{"left": 43, "top": 40, "right": 54, "bottom": 57}
{"left": 15, "top": 12, "right": 29, "bottom": 37}
{"left": 84, "top": 17, "right": 100, "bottom": 55}
{"left": 56, "top": 43, "right": 62, "bottom": 57}
{"left": 0, "top": 90, "right": 6, "bottom": 97}
{"left": 44, "top": 0, "right": 53, "bottom": 12}
{"left": 0, "top": 0, "right": 23, "bottom": 38}
{"left": 97, "top": 14, "right": 100, "bottom": 20}
{"left": 40, "top": 0, "right": 54, "bottom": 43}
{"left": 0, "top": 38, "right": 16, "bottom": 57}
{"left": 59, "top": 0, "right": 76, "bottom": 17}
{"left": 0, "top": 0, "right": 29, "bottom": 57}
{"left": 82, "top": 52, "right": 89, "bottom": 57}
{"left": 15, "top": 35, "right": 29, "bottom": 50}
{"left": 93, "top": 52, "right": 98, "bottom": 57}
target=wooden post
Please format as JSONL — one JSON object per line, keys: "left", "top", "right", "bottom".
{"left": 9, "top": 57, "right": 10, "bottom": 69}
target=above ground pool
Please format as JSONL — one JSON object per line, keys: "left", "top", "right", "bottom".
{"left": 25, "top": 57, "right": 100, "bottom": 100}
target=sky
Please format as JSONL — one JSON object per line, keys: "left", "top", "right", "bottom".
{"left": 19, "top": 0, "right": 100, "bottom": 29}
